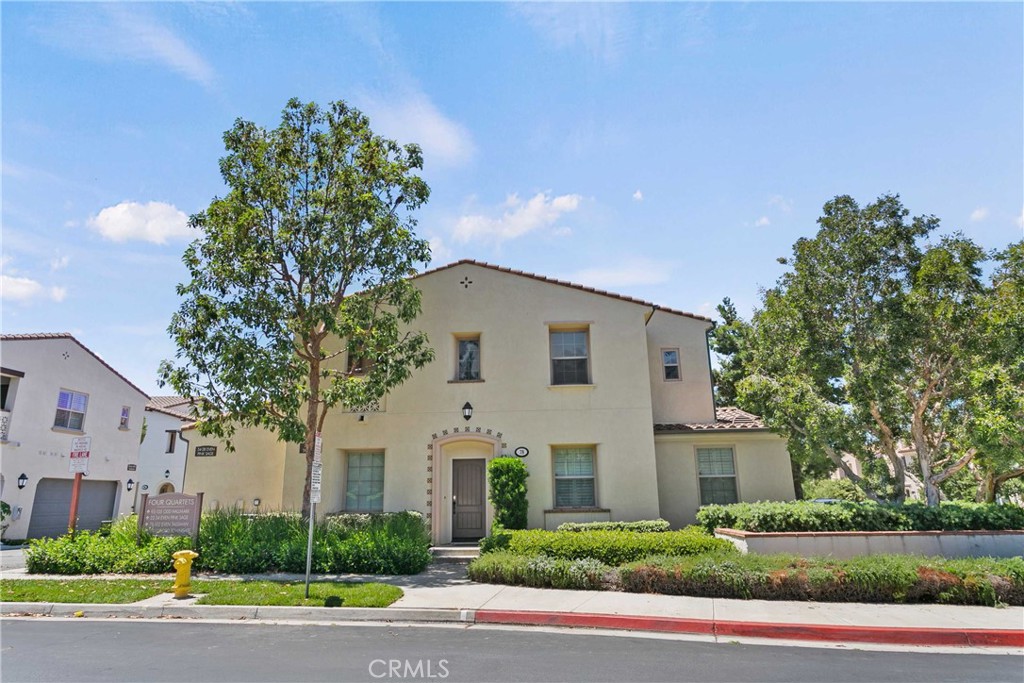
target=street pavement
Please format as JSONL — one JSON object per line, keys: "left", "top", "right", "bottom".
{"left": 2, "top": 549, "right": 1022, "bottom": 651}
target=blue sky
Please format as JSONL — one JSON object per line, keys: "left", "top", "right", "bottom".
{"left": 3, "top": 2, "right": 1022, "bottom": 395}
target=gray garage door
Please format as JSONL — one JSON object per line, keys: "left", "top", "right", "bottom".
{"left": 27, "top": 478, "right": 118, "bottom": 539}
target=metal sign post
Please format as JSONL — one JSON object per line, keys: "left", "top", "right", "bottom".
{"left": 304, "top": 432, "right": 323, "bottom": 598}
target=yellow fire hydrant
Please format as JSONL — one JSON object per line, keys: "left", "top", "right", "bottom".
{"left": 172, "top": 549, "right": 199, "bottom": 599}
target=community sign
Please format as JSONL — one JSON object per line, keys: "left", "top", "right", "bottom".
{"left": 138, "top": 492, "right": 204, "bottom": 539}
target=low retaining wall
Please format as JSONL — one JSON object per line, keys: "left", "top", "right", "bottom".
{"left": 714, "top": 528, "right": 1024, "bottom": 558}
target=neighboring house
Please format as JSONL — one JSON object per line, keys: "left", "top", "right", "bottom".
{"left": 0, "top": 334, "right": 148, "bottom": 539}
{"left": 184, "top": 261, "right": 795, "bottom": 543}
{"left": 136, "top": 397, "right": 194, "bottom": 502}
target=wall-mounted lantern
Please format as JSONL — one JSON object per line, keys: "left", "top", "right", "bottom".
{"left": 462, "top": 402, "right": 473, "bottom": 421}
{"left": 164, "top": 469, "right": 171, "bottom": 479}
{"left": 17, "top": 473, "right": 28, "bottom": 489}
{"left": 126, "top": 479, "right": 135, "bottom": 492}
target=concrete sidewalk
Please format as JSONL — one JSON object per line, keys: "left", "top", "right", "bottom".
{"left": 3, "top": 558, "right": 1023, "bottom": 649}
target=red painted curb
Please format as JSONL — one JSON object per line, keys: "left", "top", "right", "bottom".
{"left": 474, "top": 610, "right": 1024, "bottom": 648}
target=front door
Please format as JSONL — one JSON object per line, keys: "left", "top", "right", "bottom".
{"left": 452, "top": 458, "right": 486, "bottom": 540}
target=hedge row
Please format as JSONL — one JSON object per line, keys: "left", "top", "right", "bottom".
{"left": 696, "top": 501, "right": 1024, "bottom": 534}
{"left": 466, "top": 552, "right": 1024, "bottom": 606}
{"left": 555, "top": 519, "right": 670, "bottom": 533}
{"left": 480, "top": 527, "right": 734, "bottom": 565}
{"left": 26, "top": 510, "right": 432, "bottom": 575}
{"left": 619, "top": 554, "right": 1024, "bottom": 606}
{"left": 467, "top": 552, "right": 608, "bottom": 590}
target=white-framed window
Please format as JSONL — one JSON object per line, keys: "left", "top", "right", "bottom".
{"left": 54, "top": 389, "right": 88, "bottom": 430}
{"left": 166, "top": 431, "right": 177, "bottom": 454}
{"left": 455, "top": 335, "right": 481, "bottom": 381}
{"left": 697, "top": 446, "right": 739, "bottom": 505}
{"left": 662, "top": 348, "right": 681, "bottom": 381}
{"left": 119, "top": 406, "right": 131, "bottom": 429}
{"left": 550, "top": 329, "right": 590, "bottom": 385}
{"left": 345, "top": 450, "right": 384, "bottom": 512}
{"left": 346, "top": 343, "right": 375, "bottom": 376}
{"left": 553, "top": 446, "right": 596, "bottom": 508}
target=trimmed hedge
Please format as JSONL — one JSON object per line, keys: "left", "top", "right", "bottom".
{"left": 467, "top": 551, "right": 608, "bottom": 590}
{"left": 481, "top": 527, "right": 735, "bottom": 565}
{"left": 26, "top": 510, "right": 432, "bottom": 575}
{"left": 555, "top": 519, "right": 671, "bottom": 533}
{"left": 618, "top": 554, "right": 1024, "bottom": 606}
{"left": 696, "top": 501, "right": 1024, "bottom": 534}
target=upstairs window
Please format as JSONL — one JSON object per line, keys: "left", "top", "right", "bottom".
{"left": 119, "top": 406, "right": 131, "bottom": 429}
{"left": 166, "top": 431, "right": 177, "bottom": 453}
{"left": 550, "top": 329, "right": 590, "bottom": 385}
{"left": 346, "top": 345, "right": 375, "bottom": 376}
{"left": 553, "top": 446, "right": 596, "bottom": 508}
{"left": 54, "top": 389, "right": 88, "bottom": 430}
{"left": 662, "top": 349, "right": 681, "bottom": 381}
{"left": 456, "top": 336, "right": 481, "bottom": 381}
{"left": 697, "top": 447, "right": 738, "bottom": 505}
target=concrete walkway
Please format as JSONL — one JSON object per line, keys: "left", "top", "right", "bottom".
{"left": 3, "top": 557, "right": 1022, "bottom": 649}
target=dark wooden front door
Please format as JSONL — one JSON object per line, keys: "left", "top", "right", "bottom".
{"left": 452, "top": 458, "right": 486, "bottom": 540}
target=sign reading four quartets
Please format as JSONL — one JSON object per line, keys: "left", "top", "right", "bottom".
{"left": 138, "top": 492, "right": 204, "bottom": 540}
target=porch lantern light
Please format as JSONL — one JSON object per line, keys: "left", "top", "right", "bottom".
{"left": 126, "top": 479, "right": 135, "bottom": 492}
{"left": 462, "top": 402, "right": 473, "bottom": 421}
{"left": 17, "top": 473, "right": 28, "bottom": 489}
{"left": 164, "top": 469, "right": 171, "bottom": 479}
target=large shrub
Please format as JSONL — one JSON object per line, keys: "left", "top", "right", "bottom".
{"left": 25, "top": 510, "right": 432, "bottom": 575}
{"left": 487, "top": 457, "right": 528, "bottom": 530}
{"left": 618, "top": 554, "right": 1024, "bottom": 606}
{"left": 491, "top": 528, "right": 734, "bottom": 565}
{"left": 801, "top": 478, "right": 868, "bottom": 502}
{"left": 697, "top": 500, "right": 1024, "bottom": 534}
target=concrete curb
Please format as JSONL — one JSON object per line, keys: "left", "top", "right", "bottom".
{"left": 473, "top": 610, "right": 1024, "bottom": 648}
{"left": 3, "top": 602, "right": 1021, "bottom": 647}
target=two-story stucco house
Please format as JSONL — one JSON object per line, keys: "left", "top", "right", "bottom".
{"left": 136, "top": 396, "right": 194, "bottom": 500}
{"left": 0, "top": 334, "right": 148, "bottom": 539}
{"left": 183, "top": 261, "right": 796, "bottom": 543}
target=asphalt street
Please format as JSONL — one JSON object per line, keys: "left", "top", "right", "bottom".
{"left": 2, "top": 619, "right": 1021, "bottom": 683}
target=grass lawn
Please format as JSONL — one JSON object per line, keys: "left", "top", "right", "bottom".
{"left": 1, "top": 579, "right": 403, "bottom": 608}
{"left": 191, "top": 580, "right": 403, "bottom": 607}
{"left": 1, "top": 579, "right": 167, "bottom": 603}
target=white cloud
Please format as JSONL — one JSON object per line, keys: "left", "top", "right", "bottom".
{"left": 1, "top": 275, "right": 66, "bottom": 303}
{"left": 512, "top": 3, "right": 631, "bottom": 63}
{"left": 87, "top": 201, "right": 192, "bottom": 244}
{"left": 51, "top": 255, "right": 70, "bottom": 271}
{"left": 453, "top": 192, "right": 582, "bottom": 244}
{"left": 565, "top": 257, "right": 673, "bottom": 289}
{"left": 754, "top": 216, "right": 771, "bottom": 227}
{"left": 360, "top": 93, "right": 475, "bottom": 169}
{"left": 768, "top": 195, "right": 793, "bottom": 213}
{"left": 632, "top": 190, "right": 643, "bottom": 202}
{"left": 428, "top": 235, "right": 452, "bottom": 263}
{"left": 970, "top": 207, "right": 989, "bottom": 223}
{"left": 36, "top": 5, "right": 215, "bottom": 88}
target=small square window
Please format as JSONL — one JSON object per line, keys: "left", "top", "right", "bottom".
{"left": 662, "top": 349, "right": 680, "bottom": 381}
{"left": 550, "top": 329, "right": 590, "bottom": 385}
{"left": 54, "top": 389, "right": 88, "bottom": 430}
{"left": 456, "top": 336, "right": 481, "bottom": 381}
{"left": 120, "top": 406, "right": 131, "bottom": 429}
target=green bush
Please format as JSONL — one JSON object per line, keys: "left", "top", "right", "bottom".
{"left": 556, "top": 519, "right": 671, "bottom": 533}
{"left": 25, "top": 510, "right": 432, "bottom": 575}
{"left": 467, "top": 551, "right": 608, "bottom": 590}
{"left": 618, "top": 554, "right": 1024, "bottom": 606}
{"left": 495, "top": 527, "right": 734, "bottom": 565}
{"left": 696, "top": 500, "right": 1024, "bottom": 534}
{"left": 488, "top": 458, "right": 529, "bottom": 530}
{"left": 801, "top": 478, "right": 868, "bottom": 502}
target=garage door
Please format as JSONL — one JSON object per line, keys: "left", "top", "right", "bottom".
{"left": 27, "top": 478, "right": 118, "bottom": 539}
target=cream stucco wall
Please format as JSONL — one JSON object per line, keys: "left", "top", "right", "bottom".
{"left": 0, "top": 337, "right": 148, "bottom": 538}
{"left": 645, "top": 311, "right": 716, "bottom": 425}
{"left": 655, "top": 431, "right": 795, "bottom": 528}
{"left": 183, "top": 427, "right": 286, "bottom": 512}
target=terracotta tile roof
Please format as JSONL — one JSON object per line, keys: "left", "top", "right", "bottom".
{"left": 655, "top": 407, "right": 768, "bottom": 433}
{"left": 414, "top": 260, "right": 713, "bottom": 323}
{"left": 145, "top": 396, "right": 196, "bottom": 421}
{"left": 0, "top": 332, "right": 149, "bottom": 399}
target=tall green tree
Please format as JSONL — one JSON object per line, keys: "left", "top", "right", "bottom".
{"left": 708, "top": 297, "right": 752, "bottom": 408}
{"left": 739, "top": 194, "right": 1001, "bottom": 505}
{"left": 160, "top": 98, "right": 435, "bottom": 518}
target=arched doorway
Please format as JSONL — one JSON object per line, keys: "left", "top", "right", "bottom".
{"left": 430, "top": 433, "right": 501, "bottom": 545}
{"left": 158, "top": 483, "right": 175, "bottom": 494}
